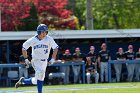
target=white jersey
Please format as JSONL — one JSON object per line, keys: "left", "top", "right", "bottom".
{"left": 23, "top": 35, "right": 58, "bottom": 60}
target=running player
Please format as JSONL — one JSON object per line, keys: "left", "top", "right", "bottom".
{"left": 15, "top": 24, "right": 58, "bottom": 93}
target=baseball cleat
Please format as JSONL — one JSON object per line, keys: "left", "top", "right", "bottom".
{"left": 15, "top": 77, "right": 24, "bottom": 88}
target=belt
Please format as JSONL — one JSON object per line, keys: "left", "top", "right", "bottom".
{"left": 101, "top": 61, "right": 108, "bottom": 63}
{"left": 40, "top": 59, "right": 46, "bottom": 61}
{"left": 74, "top": 65, "right": 80, "bottom": 66}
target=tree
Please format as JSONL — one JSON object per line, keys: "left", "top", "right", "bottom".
{"left": 86, "top": 0, "right": 93, "bottom": 30}
{"left": 68, "top": 0, "right": 140, "bottom": 29}
{"left": 0, "top": 0, "right": 77, "bottom": 31}
{"left": 92, "top": 0, "right": 140, "bottom": 29}
{"left": 0, "top": 0, "right": 31, "bottom": 31}
{"left": 18, "top": 3, "right": 38, "bottom": 31}
{"left": 33, "top": 0, "right": 77, "bottom": 30}
{"left": 67, "top": 0, "right": 86, "bottom": 30}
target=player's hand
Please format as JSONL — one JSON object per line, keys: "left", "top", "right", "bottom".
{"left": 49, "top": 58, "right": 55, "bottom": 64}
{"left": 25, "top": 59, "right": 31, "bottom": 65}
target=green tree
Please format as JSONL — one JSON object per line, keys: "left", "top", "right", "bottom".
{"left": 68, "top": 0, "right": 140, "bottom": 29}
{"left": 67, "top": 0, "right": 86, "bottom": 29}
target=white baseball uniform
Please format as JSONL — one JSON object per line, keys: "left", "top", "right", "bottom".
{"left": 23, "top": 35, "right": 58, "bottom": 84}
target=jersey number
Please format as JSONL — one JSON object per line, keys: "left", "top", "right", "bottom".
{"left": 44, "top": 49, "right": 48, "bottom": 54}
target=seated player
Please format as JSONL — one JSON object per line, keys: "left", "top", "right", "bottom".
{"left": 86, "top": 57, "right": 99, "bottom": 84}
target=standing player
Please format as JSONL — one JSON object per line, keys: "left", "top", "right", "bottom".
{"left": 15, "top": 24, "right": 58, "bottom": 93}
{"left": 114, "top": 48, "right": 126, "bottom": 82}
{"left": 135, "top": 48, "right": 140, "bottom": 81}
{"left": 61, "top": 49, "right": 73, "bottom": 84}
{"left": 87, "top": 46, "right": 97, "bottom": 70}
{"left": 72, "top": 47, "right": 84, "bottom": 84}
{"left": 98, "top": 43, "right": 111, "bottom": 83}
{"left": 125, "top": 45, "right": 135, "bottom": 82}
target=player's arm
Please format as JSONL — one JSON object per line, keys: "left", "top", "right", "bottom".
{"left": 52, "top": 48, "right": 58, "bottom": 60}
{"left": 97, "top": 56, "right": 101, "bottom": 68}
{"left": 97, "top": 56, "right": 101, "bottom": 63}
{"left": 49, "top": 37, "right": 59, "bottom": 63}
{"left": 108, "top": 51, "right": 111, "bottom": 61}
{"left": 22, "top": 48, "right": 28, "bottom": 59}
{"left": 22, "top": 38, "right": 32, "bottom": 64}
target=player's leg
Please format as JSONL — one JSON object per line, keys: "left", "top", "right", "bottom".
{"left": 118, "top": 64, "right": 122, "bottom": 82}
{"left": 100, "top": 62, "right": 105, "bottom": 82}
{"left": 17, "top": 60, "right": 46, "bottom": 93}
{"left": 72, "top": 66, "right": 79, "bottom": 83}
{"left": 77, "top": 66, "right": 81, "bottom": 83}
{"left": 114, "top": 64, "right": 118, "bottom": 82}
{"left": 15, "top": 75, "right": 36, "bottom": 88}
{"left": 60, "top": 66, "right": 67, "bottom": 84}
{"left": 24, "top": 68, "right": 28, "bottom": 78}
{"left": 35, "top": 60, "right": 47, "bottom": 93}
{"left": 138, "top": 64, "right": 140, "bottom": 81}
{"left": 135, "top": 64, "right": 140, "bottom": 81}
{"left": 19, "top": 68, "right": 23, "bottom": 78}
{"left": 131, "top": 64, "right": 135, "bottom": 81}
{"left": 114, "top": 64, "right": 121, "bottom": 82}
{"left": 93, "top": 71, "right": 99, "bottom": 83}
{"left": 127, "top": 64, "right": 135, "bottom": 82}
{"left": 104, "top": 63, "right": 108, "bottom": 82}
{"left": 86, "top": 72, "right": 91, "bottom": 84}
{"left": 65, "top": 66, "right": 70, "bottom": 84}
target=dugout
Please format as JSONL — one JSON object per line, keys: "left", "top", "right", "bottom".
{"left": 0, "top": 29, "right": 140, "bottom": 86}
{"left": 1, "top": 29, "right": 140, "bottom": 63}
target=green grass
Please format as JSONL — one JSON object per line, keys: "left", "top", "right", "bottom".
{"left": 0, "top": 82, "right": 140, "bottom": 93}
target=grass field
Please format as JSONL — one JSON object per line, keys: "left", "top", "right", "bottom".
{"left": 0, "top": 82, "right": 140, "bottom": 93}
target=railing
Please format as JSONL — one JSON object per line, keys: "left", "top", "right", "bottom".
{"left": 1, "top": 60, "right": 140, "bottom": 87}
{"left": 108, "top": 60, "right": 140, "bottom": 82}
{"left": 0, "top": 61, "right": 85, "bottom": 87}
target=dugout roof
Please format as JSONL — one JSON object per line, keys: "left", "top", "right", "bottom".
{"left": 0, "top": 29, "right": 140, "bottom": 40}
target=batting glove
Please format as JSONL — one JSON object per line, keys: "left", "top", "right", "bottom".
{"left": 49, "top": 58, "right": 55, "bottom": 64}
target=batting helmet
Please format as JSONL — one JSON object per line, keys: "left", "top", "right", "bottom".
{"left": 37, "top": 24, "right": 48, "bottom": 35}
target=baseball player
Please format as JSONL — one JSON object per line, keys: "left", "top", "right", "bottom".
{"left": 18, "top": 55, "right": 29, "bottom": 79}
{"left": 72, "top": 47, "right": 84, "bottom": 83}
{"left": 114, "top": 48, "right": 126, "bottom": 82}
{"left": 15, "top": 24, "right": 58, "bottom": 93}
{"left": 135, "top": 48, "right": 140, "bottom": 81}
{"left": 87, "top": 46, "right": 97, "bottom": 70}
{"left": 125, "top": 45, "right": 135, "bottom": 82}
{"left": 98, "top": 43, "right": 111, "bottom": 83}
{"left": 60, "top": 49, "right": 73, "bottom": 84}
{"left": 86, "top": 57, "right": 99, "bottom": 84}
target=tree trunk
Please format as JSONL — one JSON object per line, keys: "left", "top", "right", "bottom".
{"left": 86, "top": 0, "right": 93, "bottom": 30}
